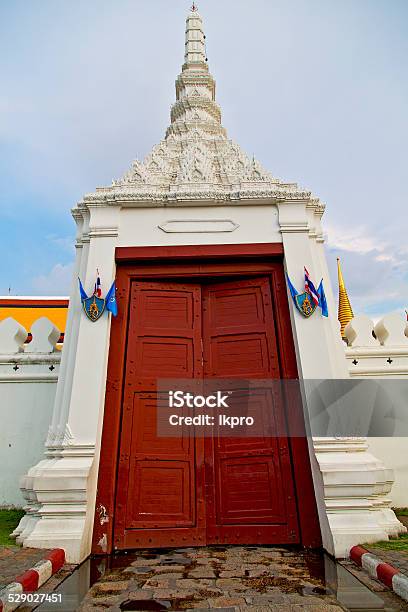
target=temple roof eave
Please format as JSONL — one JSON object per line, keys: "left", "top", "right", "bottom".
{"left": 79, "top": 185, "right": 318, "bottom": 208}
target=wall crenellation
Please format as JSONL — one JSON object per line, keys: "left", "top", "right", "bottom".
{"left": 0, "top": 317, "right": 62, "bottom": 362}
{"left": 344, "top": 313, "right": 408, "bottom": 377}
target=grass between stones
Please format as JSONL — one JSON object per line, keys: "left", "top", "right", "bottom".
{"left": 365, "top": 509, "right": 408, "bottom": 552}
{"left": 366, "top": 533, "right": 408, "bottom": 552}
{"left": 0, "top": 509, "right": 24, "bottom": 546}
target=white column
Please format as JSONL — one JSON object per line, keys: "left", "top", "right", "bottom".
{"left": 47, "top": 209, "right": 86, "bottom": 446}
{"left": 308, "top": 208, "right": 347, "bottom": 369}
{"left": 20, "top": 204, "right": 120, "bottom": 563}
{"left": 14, "top": 211, "right": 87, "bottom": 545}
{"left": 278, "top": 200, "right": 405, "bottom": 557}
{"left": 278, "top": 200, "right": 349, "bottom": 379}
{"left": 55, "top": 209, "right": 91, "bottom": 446}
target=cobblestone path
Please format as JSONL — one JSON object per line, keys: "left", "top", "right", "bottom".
{"left": 79, "top": 546, "right": 345, "bottom": 611}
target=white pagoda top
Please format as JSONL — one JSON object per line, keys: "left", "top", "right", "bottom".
{"left": 83, "top": 7, "right": 323, "bottom": 210}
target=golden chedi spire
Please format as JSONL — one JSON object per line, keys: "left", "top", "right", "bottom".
{"left": 337, "top": 257, "right": 354, "bottom": 338}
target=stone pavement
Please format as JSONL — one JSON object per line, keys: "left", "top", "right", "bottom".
{"left": 0, "top": 546, "right": 54, "bottom": 589}
{"left": 78, "top": 546, "right": 345, "bottom": 611}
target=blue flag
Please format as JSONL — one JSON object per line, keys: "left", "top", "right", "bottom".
{"left": 78, "top": 278, "right": 88, "bottom": 301}
{"left": 317, "top": 280, "right": 329, "bottom": 317}
{"left": 286, "top": 274, "right": 299, "bottom": 304}
{"left": 105, "top": 281, "right": 118, "bottom": 317}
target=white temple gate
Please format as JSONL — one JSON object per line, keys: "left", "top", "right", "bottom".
{"left": 14, "top": 7, "right": 405, "bottom": 563}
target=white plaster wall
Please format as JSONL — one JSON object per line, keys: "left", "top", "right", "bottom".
{"left": 368, "top": 438, "right": 408, "bottom": 508}
{"left": 345, "top": 314, "right": 408, "bottom": 508}
{"left": 118, "top": 205, "right": 281, "bottom": 246}
{"left": 0, "top": 382, "right": 55, "bottom": 507}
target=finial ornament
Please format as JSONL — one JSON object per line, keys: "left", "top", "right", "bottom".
{"left": 337, "top": 257, "right": 354, "bottom": 338}
{"left": 191, "top": 2, "right": 198, "bottom": 11}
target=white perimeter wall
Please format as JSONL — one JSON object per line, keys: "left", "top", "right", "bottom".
{"left": 345, "top": 313, "right": 408, "bottom": 508}
{"left": 0, "top": 381, "right": 56, "bottom": 507}
{"left": 0, "top": 317, "right": 61, "bottom": 507}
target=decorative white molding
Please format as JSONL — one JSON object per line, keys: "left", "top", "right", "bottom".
{"left": 348, "top": 366, "right": 408, "bottom": 377}
{"left": 0, "top": 374, "right": 58, "bottom": 382}
{"left": 0, "top": 353, "right": 61, "bottom": 365}
{"left": 46, "top": 427, "right": 56, "bottom": 447}
{"left": 88, "top": 226, "right": 119, "bottom": 238}
{"left": 279, "top": 222, "right": 309, "bottom": 234}
{"left": 313, "top": 436, "right": 406, "bottom": 557}
{"left": 82, "top": 186, "right": 313, "bottom": 206}
{"left": 158, "top": 219, "right": 239, "bottom": 233}
{"left": 61, "top": 424, "right": 74, "bottom": 446}
{"left": 17, "top": 453, "right": 94, "bottom": 562}
{"left": 71, "top": 209, "right": 83, "bottom": 222}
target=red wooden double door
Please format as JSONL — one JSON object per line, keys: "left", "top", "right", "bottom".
{"left": 113, "top": 276, "right": 301, "bottom": 550}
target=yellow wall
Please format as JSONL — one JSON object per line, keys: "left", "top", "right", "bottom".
{"left": 0, "top": 305, "right": 68, "bottom": 334}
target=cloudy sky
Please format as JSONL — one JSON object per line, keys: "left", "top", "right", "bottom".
{"left": 1, "top": 0, "right": 407, "bottom": 318}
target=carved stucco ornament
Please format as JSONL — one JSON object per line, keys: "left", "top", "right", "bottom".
{"left": 78, "top": 7, "right": 323, "bottom": 213}
{"left": 158, "top": 219, "right": 239, "bottom": 233}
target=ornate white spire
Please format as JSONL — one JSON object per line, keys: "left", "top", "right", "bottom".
{"left": 185, "top": 6, "right": 206, "bottom": 65}
{"left": 85, "top": 8, "right": 321, "bottom": 208}
{"left": 167, "top": 6, "right": 224, "bottom": 140}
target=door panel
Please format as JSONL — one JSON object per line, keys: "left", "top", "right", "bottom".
{"left": 203, "top": 279, "right": 280, "bottom": 379}
{"left": 125, "top": 393, "right": 195, "bottom": 529}
{"left": 203, "top": 278, "right": 300, "bottom": 544}
{"left": 114, "top": 282, "right": 205, "bottom": 549}
{"left": 114, "top": 277, "right": 300, "bottom": 549}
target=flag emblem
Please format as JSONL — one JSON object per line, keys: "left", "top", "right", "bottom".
{"left": 78, "top": 273, "right": 118, "bottom": 322}
{"left": 83, "top": 295, "right": 106, "bottom": 321}
{"left": 286, "top": 268, "right": 329, "bottom": 319}
{"left": 295, "top": 292, "right": 317, "bottom": 318}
